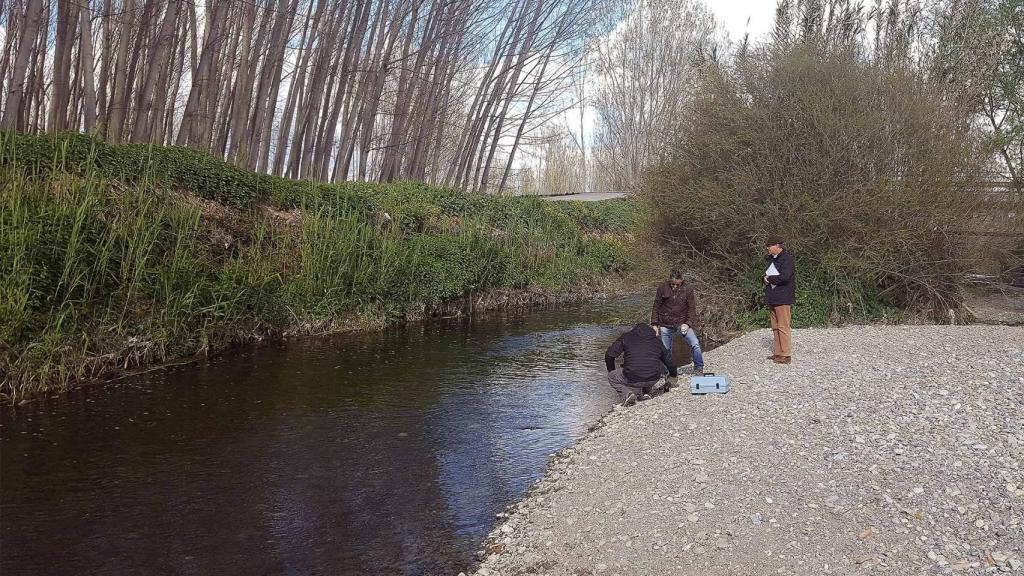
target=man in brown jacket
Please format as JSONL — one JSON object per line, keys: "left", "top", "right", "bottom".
{"left": 651, "top": 269, "right": 704, "bottom": 373}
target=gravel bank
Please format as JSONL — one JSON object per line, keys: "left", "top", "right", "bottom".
{"left": 470, "top": 325, "right": 1024, "bottom": 576}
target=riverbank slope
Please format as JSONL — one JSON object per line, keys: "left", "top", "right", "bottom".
{"left": 1, "top": 133, "right": 639, "bottom": 400}
{"left": 474, "top": 325, "right": 1024, "bottom": 576}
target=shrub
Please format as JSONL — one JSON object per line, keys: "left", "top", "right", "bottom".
{"left": 547, "top": 198, "right": 642, "bottom": 233}
{"left": 644, "top": 42, "right": 992, "bottom": 323}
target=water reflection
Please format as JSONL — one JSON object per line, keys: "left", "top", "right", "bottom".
{"left": 1, "top": 300, "right": 682, "bottom": 575}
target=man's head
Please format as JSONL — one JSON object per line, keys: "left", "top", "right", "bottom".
{"left": 765, "top": 238, "right": 784, "bottom": 257}
{"left": 669, "top": 269, "right": 684, "bottom": 289}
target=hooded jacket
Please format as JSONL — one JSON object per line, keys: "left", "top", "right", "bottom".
{"left": 605, "top": 323, "right": 677, "bottom": 383}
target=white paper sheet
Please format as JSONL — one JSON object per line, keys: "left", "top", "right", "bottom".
{"left": 765, "top": 262, "right": 779, "bottom": 289}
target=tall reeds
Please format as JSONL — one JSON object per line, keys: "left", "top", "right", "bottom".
{"left": 0, "top": 133, "right": 634, "bottom": 400}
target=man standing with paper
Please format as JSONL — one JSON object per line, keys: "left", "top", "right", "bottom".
{"left": 763, "top": 238, "right": 796, "bottom": 364}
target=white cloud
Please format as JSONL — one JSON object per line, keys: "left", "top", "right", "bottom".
{"left": 705, "top": 0, "right": 777, "bottom": 44}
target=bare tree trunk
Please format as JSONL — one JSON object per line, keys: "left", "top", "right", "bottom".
{"left": 199, "top": 9, "right": 239, "bottom": 153}
{"left": 78, "top": 0, "right": 98, "bottom": 133}
{"left": 356, "top": 0, "right": 408, "bottom": 180}
{"left": 272, "top": 0, "right": 320, "bottom": 176}
{"left": 96, "top": 0, "right": 113, "bottom": 131}
{"left": 106, "top": 0, "right": 135, "bottom": 141}
{"left": 378, "top": 0, "right": 432, "bottom": 182}
{"left": 227, "top": 1, "right": 257, "bottom": 165}
{"left": 403, "top": 61, "right": 449, "bottom": 180}
{"left": 4, "top": 0, "right": 605, "bottom": 189}
{"left": 26, "top": 3, "right": 50, "bottom": 132}
{"left": 0, "top": 0, "right": 19, "bottom": 93}
{"left": 0, "top": 0, "right": 44, "bottom": 131}
{"left": 132, "top": 0, "right": 179, "bottom": 142}
{"left": 424, "top": 34, "right": 471, "bottom": 183}
{"left": 251, "top": 0, "right": 299, "bottom": 173}
{"left": 458, "top": 6, "right": 533, "bottom": 190}
{"left": 313, "top": 0, "right": 372, "bottom": 181}
{"left": 406, "top": 2, "right": 471, "bottom": 182}
{"left": 162, "top": 18, "right": 188, "bottom": 143}
{"left": 276, "top": 0, "right": 323, "bottom": 176}
{"left": 186, "top": 0, "right": 197, "bottom": 70}
{"left": 445, "top": 8, "right": 518, "bottom": 186}
{"left": 176, "top": 0, "right": 226, "bottom": 147}
{"left": 478, "top": 0, "right": 545, "bottom": 193}
{"left": 335, "top": 0, "right": 390, "bottom": 180}
{"left": 48, "top": 0, "right": 76, "bottom": 132}
{"left": 307, "top": 1, "right": 360, "bottom": 180}
{"left": 1, "top": 0, "right": 25, "bottom": 113}
{"left": 126, "top": 0, "right": 160, "bottom": 136}
{"left": 498, "top": 41, "right": 556, "bottom": 193}
{"left": 211, "top": 11, "right": 241, "bottom": 156}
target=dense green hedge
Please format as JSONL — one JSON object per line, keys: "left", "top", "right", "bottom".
{"left": 545, "top": 198, "right": 640, "bottom": 233}
{"left": 1, "top": 132, "right": 638, "bottom": 399}
{"left": 2, "top": 131, "right": 274, "bottom": 206}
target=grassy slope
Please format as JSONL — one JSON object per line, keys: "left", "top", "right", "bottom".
{"left": 0, "top": 133, "right": 640, "bottom": 400}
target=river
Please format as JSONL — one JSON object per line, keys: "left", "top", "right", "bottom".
{"left": 0, "top": 298, "right": 705, "bottom": 575}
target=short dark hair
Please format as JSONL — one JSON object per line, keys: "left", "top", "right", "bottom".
{"left": 765, "top": 237, "right": 784, "bottom": 247}
{"left": 669, "top": 269, "right": 683, "bottom": 280}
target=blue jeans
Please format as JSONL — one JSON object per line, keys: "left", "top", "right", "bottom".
{"left": 660, "top": 325, "right": 704, "bottom": 368}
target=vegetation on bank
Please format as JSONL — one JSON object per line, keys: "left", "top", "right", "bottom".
{"left": 644, "top": 36, "right": 1023, "bottom": 330}
{"left": 0, "top": 133, "right": 637, "bottom": 400}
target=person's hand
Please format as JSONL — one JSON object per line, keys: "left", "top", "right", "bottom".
{"left": 679, "top": 323, "right": 689, "bottom": 334}
{"left": 654, "top": 325, "right": 661, "bottom": 335}
{"left": 763, "top": 275, "right": 770, "bottom": 284}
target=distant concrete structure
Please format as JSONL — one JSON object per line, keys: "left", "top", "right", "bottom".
{"left": 540, "top": 192, "right": 629, "bottom": 202}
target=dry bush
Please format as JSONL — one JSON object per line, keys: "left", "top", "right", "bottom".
{"left": 643, "top": 43, "right": 1014, "bottom": 321}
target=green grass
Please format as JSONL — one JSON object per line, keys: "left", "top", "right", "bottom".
{"left": 0, "top": 132, "right": 638, "bottom": 400}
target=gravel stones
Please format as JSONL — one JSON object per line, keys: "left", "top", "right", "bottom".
{"left": 472, "top": 325, "right": 1024, "bottom": 576}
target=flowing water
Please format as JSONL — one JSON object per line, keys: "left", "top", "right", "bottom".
{"left": 1, "top": 299, "right": 707, "bottom": 575}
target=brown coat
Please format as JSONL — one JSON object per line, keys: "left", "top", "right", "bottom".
{"left": 651, "top": 280, "right": 698, "bottom": 327}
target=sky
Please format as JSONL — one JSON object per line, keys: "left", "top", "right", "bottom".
{"left": 526, "top": 0, "right": 779, "bottom": 182}
{"left": 705, "top": 0, "right": 778, "bottom": 45}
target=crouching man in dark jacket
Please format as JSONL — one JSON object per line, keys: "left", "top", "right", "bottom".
{"left": 605, "top": 324, "right": 678, "bottom": 406}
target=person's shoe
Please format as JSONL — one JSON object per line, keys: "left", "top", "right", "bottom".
{"left": 640, "top": 393, "right": 653, "bottom": 401}
{"left": 621, "top": 393, "right": 637, "bottom": 407}
{"left": 693, "top": 366, "right": 705, "bottom": 375}
{"left": 766, "top": 355, "right": 778, "bottom": 361}
{"left": 773, "top": 356, "right": 792, "bottom": 364}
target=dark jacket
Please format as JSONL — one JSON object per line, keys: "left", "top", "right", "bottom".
{"left": 605, "top": 324, "right": 677, "bottom": 383}
{"left": 650, "top": 280, "right": 698, "bottom": 327}
{"left": 764, "top": 250, "right": 796, "bottom": 306}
